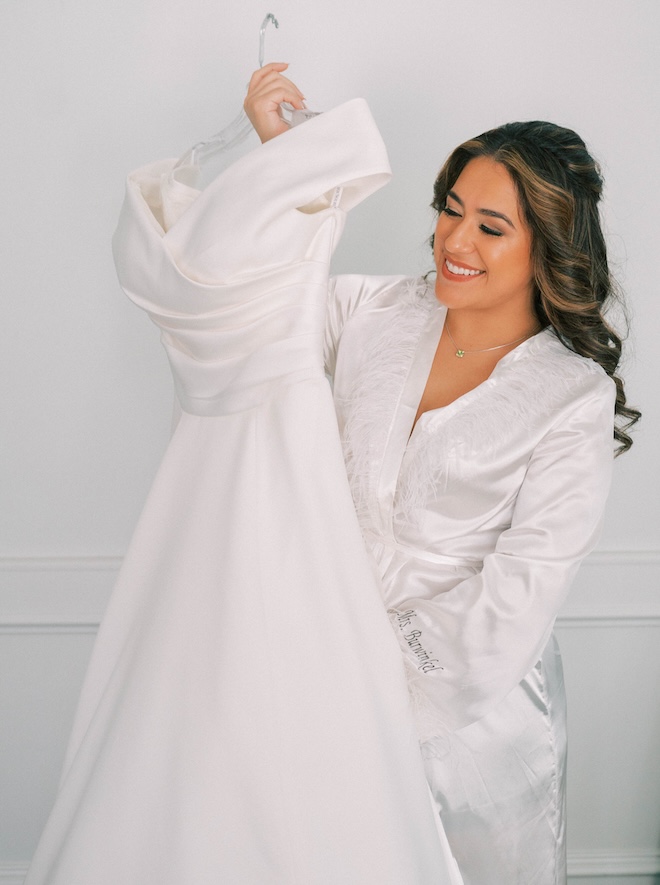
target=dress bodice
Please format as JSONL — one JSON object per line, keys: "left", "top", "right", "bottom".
{"left": 112, "top": 100, "right": 391, "bottom": 416}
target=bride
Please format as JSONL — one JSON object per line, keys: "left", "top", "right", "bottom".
{"left": 244, "top": 62, "right": 640, "bottom": 884}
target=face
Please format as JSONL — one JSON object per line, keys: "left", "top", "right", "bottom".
{"left": 433, "top": 156, "right": 535, "bottom": 320}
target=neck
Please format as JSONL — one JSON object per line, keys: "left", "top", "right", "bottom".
{"left": 445, "top": 308, "right": 540, "bottom": 351}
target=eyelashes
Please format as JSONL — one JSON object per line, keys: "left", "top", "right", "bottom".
{"left": 441, "top": 205, "right": 504, "bottom": 237}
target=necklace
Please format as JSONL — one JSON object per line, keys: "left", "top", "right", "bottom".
{"left": 444, "top": 323, "right": 540, "bottom": 358}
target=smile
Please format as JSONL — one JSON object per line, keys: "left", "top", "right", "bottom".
{"left": 444, "top": 259, "right": 484, "bottom": 277}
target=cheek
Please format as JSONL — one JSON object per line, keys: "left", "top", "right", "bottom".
{"left": 495, "top": 241, "right": 532, "bottom": 277}
{"left": 434, "top": 215, "right": 451, "bottom": 237}
{"left": 512, "top": 232, "right": 534, "bottom": 278}
{"left": 432, "top": 218, "right": 449, "bottom": 256}
{"left": 511, "top": 244, "right": 534, "bottom": 284}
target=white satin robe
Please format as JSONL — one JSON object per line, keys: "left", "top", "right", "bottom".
{"left": 326, "top": 274, "right": 616, "bottom": 885}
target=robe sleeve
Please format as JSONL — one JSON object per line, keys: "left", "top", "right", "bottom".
{"left": 388, "top": 375, "right": 616, "bottom": 738}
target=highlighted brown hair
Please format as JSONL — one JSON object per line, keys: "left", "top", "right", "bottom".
{"left": 433, "top": 121, "right": 640, "bottom": 454}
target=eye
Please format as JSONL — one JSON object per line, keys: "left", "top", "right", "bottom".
{"left": 442, "top": 205, "right": 461, "bottom": 218}
{"left": 480, "top": 224, "right": 503, "bottom": 237}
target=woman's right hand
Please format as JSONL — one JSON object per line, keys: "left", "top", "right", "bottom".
{"left": 243, "top": 63, "right": 306, "bottom": 143}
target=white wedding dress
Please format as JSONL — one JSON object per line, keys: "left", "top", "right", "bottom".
{"left": 23, "top": 100, "right": 461, "bottom": 884}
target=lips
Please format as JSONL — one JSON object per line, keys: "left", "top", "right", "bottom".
{"left": 441, "top": 257, "right": 485, "bottom": 282}
{"left": 444, "top": 258, "right": 484, "bottom": 276}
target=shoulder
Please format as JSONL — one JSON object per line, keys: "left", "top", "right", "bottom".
{"left": 471, "top": 328, "right": 617, "bottom": 455}
{"left": 328, "top": 274, "right": 436, "bottom": 330}
{"left": 519, "top": 328, "right": 616, "bottom": 404}
{"left": 325, "top": 275, "right": 436, "bottom": 378}
{"left": 329, "top": 273, "right": 418, "bottom": 310}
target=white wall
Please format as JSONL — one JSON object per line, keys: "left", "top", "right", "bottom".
{"left": 1, "top": 0, "right": 658, "bottom": 880}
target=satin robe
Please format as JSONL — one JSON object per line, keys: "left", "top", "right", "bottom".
{"left": 326, "top": 274, "right": 616, "bottom": 885}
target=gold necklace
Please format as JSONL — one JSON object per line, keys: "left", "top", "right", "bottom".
{"left": 444, "top": 323, "right": 540, "bottom": 358}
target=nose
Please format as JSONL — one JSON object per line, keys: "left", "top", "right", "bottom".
{"left": 441, "top": 216, "right": 474, "bottom": 255}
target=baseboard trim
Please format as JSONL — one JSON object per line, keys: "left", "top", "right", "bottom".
{"left": 3, "top": 849, "right": 659, "bottom": 882}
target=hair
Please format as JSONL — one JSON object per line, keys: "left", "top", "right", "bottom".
{"left": 431, "top": 120, "right": 640, "bottom": 455}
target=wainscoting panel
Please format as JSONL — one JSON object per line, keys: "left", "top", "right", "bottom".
{"left": 1, "top": 551, "right": 659, "bottom": 879}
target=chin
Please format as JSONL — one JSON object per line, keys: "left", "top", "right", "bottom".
{"left": 433, "top": 281, "right": 446, "bottom": 306}
{"left": 433, "top": 277, "right": 456, "bottom": 307}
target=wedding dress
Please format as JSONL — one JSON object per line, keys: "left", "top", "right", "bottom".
{"left": 23, "top": 100, "right": 461, "bottom": 884}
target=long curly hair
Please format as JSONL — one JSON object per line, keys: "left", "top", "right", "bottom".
{"left": 432, "top": 121, "right": 640, "bottom": 454}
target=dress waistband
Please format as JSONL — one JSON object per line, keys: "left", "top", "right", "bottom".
{"left": 175, "top": 366, "right": 323, "bottom": 416}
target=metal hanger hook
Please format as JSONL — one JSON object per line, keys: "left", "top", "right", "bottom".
{"left": 259, "top": 13, "right": 279, "bottom": 68}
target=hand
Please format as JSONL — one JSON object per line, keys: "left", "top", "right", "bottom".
{"left": 243, "top": 63, "right": 306, "bottom": 143}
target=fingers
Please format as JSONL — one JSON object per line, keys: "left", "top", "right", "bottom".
{"left": 247, "top": 62, "right": 291, "bottom": 91}
{"left": 244, "top": 63, "right": 306, "bottom": 142}
{"left": 246, "top": 63, "right": 306, "bottom": 110}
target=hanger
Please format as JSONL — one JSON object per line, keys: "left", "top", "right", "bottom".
{"left": 175, "top": 14, "right": 319, "bottom": 172}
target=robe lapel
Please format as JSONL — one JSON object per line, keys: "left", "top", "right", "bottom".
{"left": 376, "top": 299, "right": 446, "bottom": 538}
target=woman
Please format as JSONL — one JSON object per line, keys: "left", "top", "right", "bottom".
{"left": 246, "top": 65, "right": 640, "bottom": 883}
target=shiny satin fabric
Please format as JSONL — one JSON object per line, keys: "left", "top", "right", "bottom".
{"left": 422, "top": 634, "right": 567, "bottom": 884}
{"left": 327, "top": 274, "right": 615, "bottom": 884}
{"left": 24, "top": 103, "right": 460, "bottom": 885}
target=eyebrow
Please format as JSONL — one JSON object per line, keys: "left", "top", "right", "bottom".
{"left": 447, "top": 189, "right": 516, "bottom": 229}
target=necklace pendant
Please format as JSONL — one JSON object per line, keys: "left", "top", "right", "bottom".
{"left": 455, "top": 349, "right": 465, "bottom": 358}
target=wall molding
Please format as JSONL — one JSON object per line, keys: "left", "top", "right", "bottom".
{"left": 0, "top": 556, "right": 119, "bottom": 633}
{"left": 0, "top": 866, "right": 26, "bottom": 885}
{"left": 2, "top": 849, "right": 659, "bottom": 883}
{"left": 557, "top": 549, "right": 660, "bottom": 626}
{"left": 1, "top": 550, "right": 659, "bottom": 632}
{"left": 567, "top": 848, "right": 660, "bottom": 877}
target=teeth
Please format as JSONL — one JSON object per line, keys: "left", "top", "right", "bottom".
{"left": 446, "top": 260, "right": 483, "bottom": 276}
